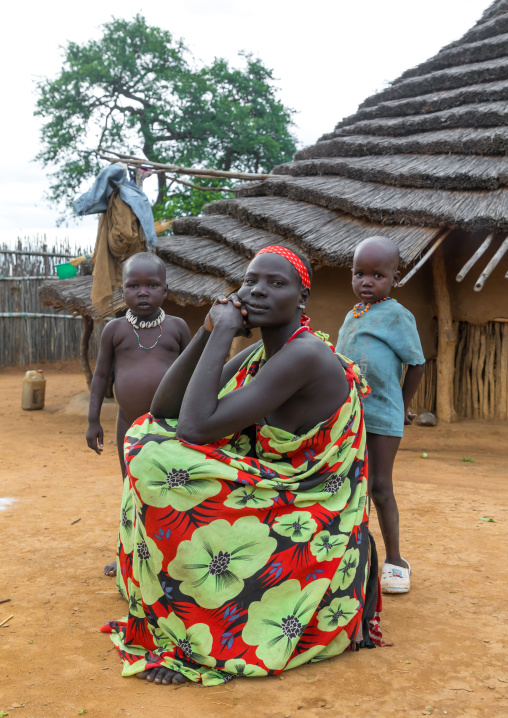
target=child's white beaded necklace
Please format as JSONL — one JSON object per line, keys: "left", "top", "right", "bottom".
{"left": 126, "top": 308, "right": 165, "bottom": 329}
{"left": 126, "top": 308, "right": 165, "bottom": 350}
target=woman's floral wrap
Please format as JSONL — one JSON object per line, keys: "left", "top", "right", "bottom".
{"left": 102, "top": 346, "right": 376, "bottom": 685}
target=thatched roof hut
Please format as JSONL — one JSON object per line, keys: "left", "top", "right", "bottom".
{"left": 41, "top": 0, "right": 508, "bottom": 420}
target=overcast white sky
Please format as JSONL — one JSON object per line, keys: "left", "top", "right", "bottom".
{"left": 1, "top": 0, "right": 491, "bottom": 248}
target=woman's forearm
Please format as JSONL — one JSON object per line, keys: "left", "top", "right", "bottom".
{"left": 150, "top": 326, "right": 211, "bottom": 418}
{"left": 402, "top": 363, "right": 426, "bottom": 411}
{"left": 176, "top": 324, "right": 237, "bottom": 440}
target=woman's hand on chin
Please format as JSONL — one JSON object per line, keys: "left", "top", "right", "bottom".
{"left": 204, "top": 293, "right": 251, "bottom": 337}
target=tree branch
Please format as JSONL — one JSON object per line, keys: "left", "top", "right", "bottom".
{"left": 96, "top": 148, "right": 280, "bottom": 180}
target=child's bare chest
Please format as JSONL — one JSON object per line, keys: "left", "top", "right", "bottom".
{"left": 113, "top": 327, "right": 180, "bottom": 366}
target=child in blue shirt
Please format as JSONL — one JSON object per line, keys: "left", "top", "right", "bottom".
{"left": 337, "top": 236, "right": 425, "bottom": 594}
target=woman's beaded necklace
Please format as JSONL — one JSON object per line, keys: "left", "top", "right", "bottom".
{"left": 352, "top": 296, "right": 392, "bottom": 318}
{"left": 126, "top": 308, "right": 165, "bottom": 350}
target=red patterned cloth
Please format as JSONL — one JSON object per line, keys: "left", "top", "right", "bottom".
{"left": 102, "top": 345, "right": 385, "bottom": 685}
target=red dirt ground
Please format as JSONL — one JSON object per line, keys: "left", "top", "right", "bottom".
{"left": 1, "top": 360, "right": 507, "bottom": 718}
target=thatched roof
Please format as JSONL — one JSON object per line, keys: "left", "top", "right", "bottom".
{"left": 40, "top": 260, "right": 234, "bottom": 319}
{"left": 40, "top": 0, "right": 508, "bottom": 316}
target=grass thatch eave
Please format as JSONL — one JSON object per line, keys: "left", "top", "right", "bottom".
{"left": 296, "top": 126, "right": 508, "bottom": 161}
{"left": 331, "top": 101, "right": 508, "bottom": 138}
{"left": 237, "top": 175, "right": 508, "bottom": 232}
{"left": 38, "top": 276, "right": 108, "bottom": 319}
{"left": 477, "top": 0, "right": 508, "bottom": 24}
{"left": 333, "top": 79, "right": 508, "bottom": 126}
{"left": 271, "top": 155, "right": 508, "bottom": 191}
{"left": 358, "top": 57, "right": 508, "bottom": 109}
{"left": 446, "top": 9, "right": 508, "bottom": 48}
{"left": 39, "top": 263, "right": 234, "bottom": 319}
{"left": 398, "top": 33, "right": 508, "bottom": 81}
{"left": 172, "top": 214, "right": 284, "bottom": 258}
{"left": 162, "top": 264, "right": 235, "bottom": 305}
{"left": 204, "top": 196, "right": 441, "bottom": 265}
{"left": 156, "top": 234, "right": 248, "bottom": 284}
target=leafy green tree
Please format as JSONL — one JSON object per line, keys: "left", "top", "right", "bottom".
{"left": 35, "top": 15, "right": 297, "bottom": 219}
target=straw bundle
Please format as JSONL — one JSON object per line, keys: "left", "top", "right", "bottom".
{"left": 296, "top": 127, "right": 508, "bottom": 162}
{"left": 399, "top": 32, "right": 508, "bottom": 80}
{"left": 173, "top": 214, "right": 283, "bottom": 258}
{"left": 235, "top": 176, "right": 508, "bottom": 232}
{"left": 359, "top": 57, "right": 508, "bottom": 109}
{"left": 204, "top": 196, "right": 440, "bottom": 265}
{"left": 157, "top": 236, "right": 249, "bottom": 284}
{"left": 274, "top": 155, "right": 508, "bottom": 191}
{"left": 333, "top": 101, "right": 508, "bottom": 138}
{"left": 334, "top": 79, "right": 508, "bottom": 126}
{"left": 450, "top": 4, "right": 508, "bottom": 46}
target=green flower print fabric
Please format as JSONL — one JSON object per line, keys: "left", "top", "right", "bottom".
{"left": 102, "top": 344, "right": 382, "bottom": 685}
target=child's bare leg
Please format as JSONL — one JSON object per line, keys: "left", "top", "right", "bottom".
{"left": 367, "top": 432, "right": 406, "bottom": 568}
{"left": 104, "top": 409, "right": 131, "bottom": 577}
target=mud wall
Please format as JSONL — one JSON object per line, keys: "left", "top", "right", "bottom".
{"left": 307, "top": 264, "right": 437, "bottom": 358}
{"left": 443, "top": 230, "right": 508, "bottom": 324}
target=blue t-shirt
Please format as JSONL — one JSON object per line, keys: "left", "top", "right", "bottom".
{"left": 337, "top": 299, "right": 425, "bottom": 437}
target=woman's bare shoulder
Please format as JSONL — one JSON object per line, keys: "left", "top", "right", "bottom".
{"left": 285, "top": 334, "right": 347, "bottom": 384}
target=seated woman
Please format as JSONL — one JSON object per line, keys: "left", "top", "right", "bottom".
{"left": 102, "top": 246, "right": 383, "bottom": 686}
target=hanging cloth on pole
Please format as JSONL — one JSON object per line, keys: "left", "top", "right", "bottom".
{"left": 89, "top": 188, "right": 148, "bottom": 314}
{"left": 74, "top": 163, "right": 157, "bottom": 250}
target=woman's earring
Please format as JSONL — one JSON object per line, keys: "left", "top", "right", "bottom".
{"left": 298, "top": 303, "right": 306, "bottom": 309}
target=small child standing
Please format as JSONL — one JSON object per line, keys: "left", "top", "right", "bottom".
{"left": 86, "top": 252, "right": 191, "bottom": 576}
{"left": 337, "top": 236, "right": 425, "bottom": 594}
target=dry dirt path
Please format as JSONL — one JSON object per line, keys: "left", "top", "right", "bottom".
{"left": 1, "top": 360, "right": 507, "bottom": 718}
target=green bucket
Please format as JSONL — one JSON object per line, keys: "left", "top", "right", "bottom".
{"left": 56, "top": 262, "right": 78, "bottom": 279}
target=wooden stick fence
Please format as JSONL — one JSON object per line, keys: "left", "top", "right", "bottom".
{"left": 408, "top": 321, "right": 508, "bottom": 420}
{"left": 0, "top": 239, "right": 104, "bottom": 368}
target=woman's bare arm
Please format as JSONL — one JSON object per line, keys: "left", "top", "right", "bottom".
{"left": 176, "top": 303, "right": 317, "bottom": 444}
{"left": 150, "top": 326, "right": 212, "bottom": 419}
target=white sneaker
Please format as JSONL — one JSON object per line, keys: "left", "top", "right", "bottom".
{"left": 381, "top": 558, "right": 411, "bottom": 594}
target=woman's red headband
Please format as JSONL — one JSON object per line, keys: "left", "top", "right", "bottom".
{"left": 254, "top": 246, "right": 311, "bottom": 289}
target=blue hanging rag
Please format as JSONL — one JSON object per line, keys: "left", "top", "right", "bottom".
{"left": 73, "top": 164, "right": 157, "bottom": 249}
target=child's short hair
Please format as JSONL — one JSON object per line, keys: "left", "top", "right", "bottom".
{"left": 353, "top": 236, "right": 400, "bottom": 269}
{"left": 123, "top": 252, "right": 167, "bottom": 281}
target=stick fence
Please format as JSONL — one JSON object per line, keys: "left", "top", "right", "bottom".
{"left": 0, "top": 239, "right": 104, "bottom": 368}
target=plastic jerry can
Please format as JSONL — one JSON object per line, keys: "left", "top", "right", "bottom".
{"left": 21, "top": 370, "right": 46, "bottom": 410}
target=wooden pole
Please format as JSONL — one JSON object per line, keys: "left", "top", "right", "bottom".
{"left": 432, "top": 245, "right": 457, "bottom": 423}
{"left": 97, "top": 148, "right": 279, "bottom": 181}
{"left": 500, "top": 323, "right": 508, "bottom": 421}
{"left": 474, "top": 235, "right": 508, "bottom": 291}
{"left": 455, "top": 234, "right": 493, "bottom": 282}
{"left": 80, "top": 315, "right": 94, "bottom": 390}
{"left": 397, "top": 229, "right": 449, "bottom": 287}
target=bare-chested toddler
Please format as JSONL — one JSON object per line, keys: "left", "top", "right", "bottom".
{"left": 86, "top": 252, "right": 191, "bottom": 576}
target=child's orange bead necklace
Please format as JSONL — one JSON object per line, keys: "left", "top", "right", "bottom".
{"left": 353, "top": 296, "right": 392, "bottom": 318}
